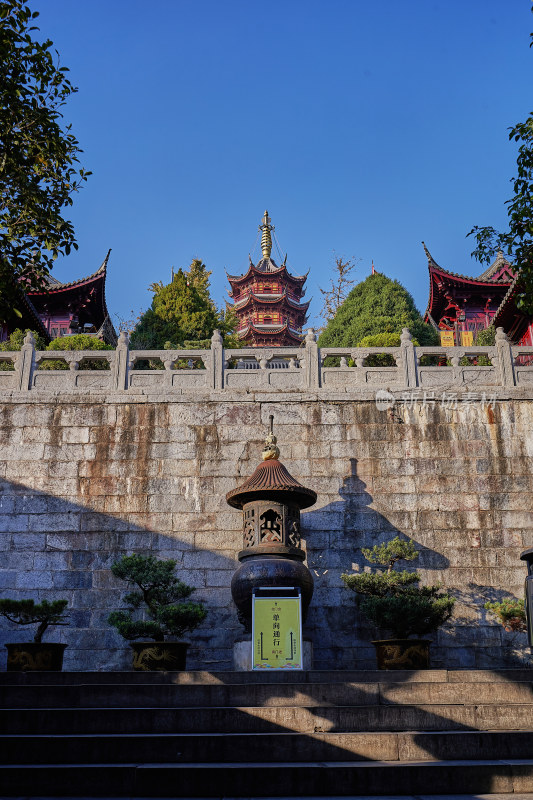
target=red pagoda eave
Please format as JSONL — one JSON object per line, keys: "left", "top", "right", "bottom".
{"left": 234, "top": 291, "right": 310, "bottom": 313}
{"left": 234, "top": 292, "right": 284, "bottom": 310}
{"left": 286, "top": 294, "right": 310, "bottom": 311}
{"left": 238, "top": 321, "right": 303, "bottom": 340}
{"left": 227, "top": 263, "right": 307, "bottom": 288}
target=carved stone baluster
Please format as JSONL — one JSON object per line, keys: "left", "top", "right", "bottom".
{"left": 15, "top": 331, "right": 36, "bottom": 391}
{"left": 68, "top": 355, "right": 80, "bottom": 388}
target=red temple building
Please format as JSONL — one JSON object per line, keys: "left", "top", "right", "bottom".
{"left": 227, "top": 212, "right": 309, "bottom": 347}
{"left": 423, "top": 243, "right": 533, "bottom": 345}
{"left": 2, "top": 251, "right": 116, "bottom": 345}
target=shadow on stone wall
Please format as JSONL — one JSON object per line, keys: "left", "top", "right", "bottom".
{"left": 303, "top": 456, "right": 527, "bottom": 671}
{"left": 303, "top": 457, "right": 450, "bottom": 670}
{"left": 449, "top": 583, "right": 530, "bottom": 667}
{"left": 303, "top": 456, "right": 529, "bottom": 669}
{"left": 0, "top": 479, "right": 239, "bottom": 671}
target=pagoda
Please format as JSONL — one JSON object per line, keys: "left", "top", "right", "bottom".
{"left": 227, "top": 212, "right": 309, "bottom": 347}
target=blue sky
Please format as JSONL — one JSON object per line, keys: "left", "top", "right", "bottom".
{"left": 35, "top": 0, "right": 532, "bottom": 330}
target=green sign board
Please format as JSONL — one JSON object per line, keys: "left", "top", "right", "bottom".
{"left": 252, "top": 587, "right": 303, "bottom": 670}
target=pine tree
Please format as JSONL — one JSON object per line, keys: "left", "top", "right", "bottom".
{"left": 318, "top": 272, "right": 438, "bottom": 347}
{"left": 132, "top": 260, "right": 238, "bottom": 349}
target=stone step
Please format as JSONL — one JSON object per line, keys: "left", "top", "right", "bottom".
{"left": 1, "top": 759, "right": 532, "bottom": 796}
{"left": 1, "top": 731, "right": 533, "bottom": 765}
{"left": 2, "top": 680, "right": 532, "bottom": 709}
{"left": 3, "top": 703, "right": 533, "bottom": 734}
{"left": 1, "top": 668, "right": 531, "bottom": 686}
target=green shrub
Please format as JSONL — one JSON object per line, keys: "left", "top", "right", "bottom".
{"left": 475, "top": 325, "right": 496, "bottom": 347}
{"left": 484, "top": 598, "right": 527, "bottom": 633}
{"left": 357, "top": 332, "right": 420, "bottom": 367}
{"left": 108, "top": 554, "right": 207, "bottom": 642}
{"left": 342, "top": 536, "right": 455, "bottom": 639}
{"left": 40, "top": 333, "right": 112, "bottom": 370}
{"left": 0, "top": 329, "right": 46, "bottom": 371}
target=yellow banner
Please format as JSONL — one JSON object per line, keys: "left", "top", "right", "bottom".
{"left": 252, "top": 593, "right": 302, "bottom": 669}
{"left": 440, "top": 331, "right": 455, "bottom": 347}
{"left": 461, "top": 331, "right": 474, "bottom": 347}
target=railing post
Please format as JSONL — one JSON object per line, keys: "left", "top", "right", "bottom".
{"left": 210, "top": 329, "right": 224, "bottom": 390}
{"left": 111, "top": 332, "right": 129, "bottom": 391}
{"left": 15, "top": 331, "right": 35, "bottom": 391}
{"left": 303, "top": 328, "right": 320, "bottom": 390}
{"left": 495, "top": 326, "right": 515, "bottom": 387}
{"left": 400, "top": 328, "right": 418, "bottom": 388}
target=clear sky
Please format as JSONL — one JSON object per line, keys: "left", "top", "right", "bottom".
{"left": 34, "top": 0, "right": 532, "bottom": 330}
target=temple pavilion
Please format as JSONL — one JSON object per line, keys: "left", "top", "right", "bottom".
{"left": 3, "top": 251, "right": 117, "bottom": 345}
{"left": 423, "top": 243, "right": 533, "bottom": 345}
{"left": 227, "top": 212, "right": 309, "bottom": 347}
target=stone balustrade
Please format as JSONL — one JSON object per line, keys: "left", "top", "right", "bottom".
{"left": 0, "top": 327, "right": 531, "bottom": 395}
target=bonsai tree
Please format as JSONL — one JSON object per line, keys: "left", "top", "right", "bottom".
{"left": 108, "top": 554, "right": 207, "bottom": 641}
{"left": 484, "top": 598, "right": 527, "bottom": 633}
{"left": 0, "top": 599, "right": 68, "bottom": 642}
{"left": 341, "top": 537, "right": 455, "bottom": 639}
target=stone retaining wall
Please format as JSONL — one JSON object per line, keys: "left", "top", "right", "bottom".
{"left": 0, "top": 391, "right": 531, "bottom": 670}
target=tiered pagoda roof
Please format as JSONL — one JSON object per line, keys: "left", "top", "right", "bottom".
{"left": 227, "top": 212, "right": 310, "bottom": 347}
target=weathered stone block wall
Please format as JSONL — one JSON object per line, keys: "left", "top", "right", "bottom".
{"left": 0, "top": 393, "right": 531, "bottom": 670}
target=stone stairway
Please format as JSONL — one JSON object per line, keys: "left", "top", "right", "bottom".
{"left": 0, "top": 668, "right": 532, "bottom": 797}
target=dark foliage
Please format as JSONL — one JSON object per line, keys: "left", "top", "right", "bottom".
{"left": 342, "top": 536, "right": 455, "bottom": 639}
{"left": 108, "top": 554, "right": 207, "bottom": 642}
{"left": 0, "top": 598, "right": 68, "bottom": 642}
{"left": 0, "top": 0, "right": 90, "bottom": 323}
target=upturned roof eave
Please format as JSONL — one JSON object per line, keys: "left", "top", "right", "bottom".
{"left": 424, "top": 264, "right": 512, "bottom": 324}
{"left": 227, "top": 263, "right": 307, "bottom": 286}
{"left": 234, "top": 291, "right": 310, "bottom": 313}
{"left": 28, "top": 249, "right": 111, "bottom": 296}
{"left": 492, "top": 271, "right": 529, "bottom": 332}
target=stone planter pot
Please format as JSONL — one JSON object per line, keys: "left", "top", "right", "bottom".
{"left": 373, "top": 639, "right": 431, "bottom": 670}
{"left": 5, "top": 642, "right": 67, "bottom": 672}
{"left": 130, "top": 641, "right": 189, "bottom": 671}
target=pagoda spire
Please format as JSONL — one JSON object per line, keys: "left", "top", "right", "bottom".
{"left": 259, "top": 210, "right": 274, "bottom": 259}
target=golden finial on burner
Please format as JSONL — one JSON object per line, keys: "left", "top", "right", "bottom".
{"left": 262, "top": 414, "right": 280, "bottom": 460}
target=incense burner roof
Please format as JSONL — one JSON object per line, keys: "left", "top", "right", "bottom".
{"left": 226, "top": 458, "right": 317, "bottom": 509}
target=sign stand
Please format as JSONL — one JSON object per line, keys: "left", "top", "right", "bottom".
{"left": 252, "top": 587, "right": 303, "bottom": 670}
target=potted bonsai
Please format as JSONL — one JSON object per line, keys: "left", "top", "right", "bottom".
{"left": 341, "top": 536, "right": 455, "bottom": 669}
{"left": 108, "top": 554, "right": 208, "bottom": 671}
{"left": 0, "top": 598, "right": 69, "bottom": 671}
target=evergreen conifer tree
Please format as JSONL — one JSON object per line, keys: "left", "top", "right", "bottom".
{"left": 318, "top": 272, "right": 438, "bottom": 347}
{"left": 132, "top": 260, "right": 238, "bottom": 349}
